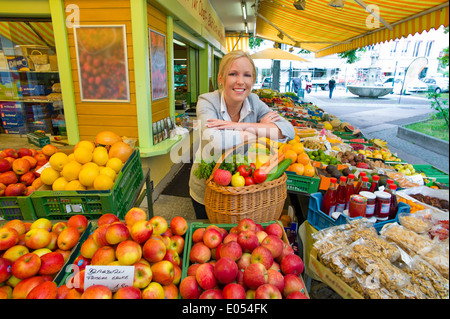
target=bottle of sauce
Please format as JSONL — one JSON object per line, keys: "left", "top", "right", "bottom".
{"left": 345, "top": 174, "right": 355, "bottom": 210}
{"left": 387, "top": 184, "right": 399, "bottom": 220}
{"left": 321, "top": 177, "right": 338, "bottom": 216}
{"left": 359, "top": 176, "right": 370, "bottom": 193}
{"left": 360, "top": 191, "right": 376, "bottom": 219}
{"left": 354, "top": 172, "right": 366, "bottom": 194}
{"left": 369, "top": 175, "right": 380, "bottom": 192}
{"left": 335, "top": 176, "right": 347, "bottom": 213}
{"left": 374, "top": 190, "right": 391, "bottom": 221}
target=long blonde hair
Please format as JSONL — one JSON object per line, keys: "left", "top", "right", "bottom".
{"left": 217, "top": 50, "right": 257, "bottom": 90}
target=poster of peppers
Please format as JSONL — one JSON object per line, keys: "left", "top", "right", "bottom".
{"left": 149, "top": 29, "right": 168, "bottom": 101}
{"left": 74, "top": 25, "right": 130, "bottom": 102}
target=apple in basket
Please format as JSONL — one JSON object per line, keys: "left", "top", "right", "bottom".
{"left": 213, "top": 168, "right": 232, "bottom": 186}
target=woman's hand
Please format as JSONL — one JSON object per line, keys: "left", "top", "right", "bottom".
{"left": 206, "top": 119, "right": 242, "bottom": 130}
{"left": 260, "top": 111, "right": 282, "bottom": 124}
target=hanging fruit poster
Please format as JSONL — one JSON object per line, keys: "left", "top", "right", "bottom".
{"left": 74, "top": 25, "right": 130, "bottom": 102}
{"left": 149, "top": 29, "right": 168, "bottom": 100}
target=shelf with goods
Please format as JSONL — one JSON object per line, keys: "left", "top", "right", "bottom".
{"left": 174, "top": 62, "right": 190, "bottom": 109}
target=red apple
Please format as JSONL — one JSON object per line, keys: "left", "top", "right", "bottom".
{"left": 142, "top": 237, "right": 166, "bottom": 263}
{"left": 80, "top": 236, "right": 101, "bottom": 259}
{"left": 51, "top": 221, "right": 68, "bottom": 235}
{"left": 65, "top": 288, "right": 82, "bottom": 299}
{"left": 0, "top": 257, "right": 12, "bottom": 283}
{"left": 19, "top": 171, "right": 35, "bottom": 186}
{"left": 130, "top": 220, "right": 153, "bottom": 244}
{"left": 12, "top": 158, "right": 31, "bottom": 175}
{"left": 286, "top": 291, "right": 309, "bottom": 299}
{"left": 237, "top": 230, "right": 260, "bottom": 252}
{"left": 195, "top": 263, "right": 217, "bottom": 290}
{"left": 2, "top": 245, "right": 29, "bottom": 263}
{"left": 21, "top": 156, "right": 37, "bottom": 168}
{"left": 30, "top": 218, "right": 52, "bottom": 232}
{"left": 267, "top": 269, "right": 285, "bottom": 293}
{"left": 12, "top": 276, "right": 45, "bottom": 299}
{"left": 219, "top": 241, "right": 242, "bottom": 261}
{"left": 237, "top": 218, "right": 257, "bottom": 232}
{"left": 57, "top": 226, "right": 80, "bottom": 251}
{"left": 199, "top": 288, "right": 223, "bottom": 299}
{"left": 223, "top": 232, "right": 238, "bottom": 244}
{"left": 91, "top": 246, "right": 116, "bottom": 265}
{"left": 163, "top": 249, "right": 180, "bottom": 266}
{"left": 280, "top": 254, "right": 304, "bottom": 276}
{"left": 261, "top": 235, "right": 284, "bottom": 259}
{"left": 149, "top": 215, "right": 168, "bottom": 236}
{"left": 0, "top": 171, "right": 18, "bottom": 186}
{"left": 26, "top": 281, "right": 57, "bottom": 299}
{"left": 141, "top": 282, "right": 165, "bottom": 299}
{"left": 5, "top": 183, "right": 26, "bottom": 196}
{"left": 105, "top": 222, "right": 130, "bottom": 245}
{"left": 255, "top": 283, "right": 282, "bottom": 299}
{"left": 124, "top": 207, "right": 147, "bottom": 227}
{"left": 44, "top": 231, "right": 57, "bottom": 250}
{"left": 3, "top": 219, "right": 26, "bottom": 236}
{"left": 236, "top": 252, "right": 252, "bottom": 270}
{"left": 163, "top": 283, "right": 179, "bottom": 299}
{"left": 81, "top": 285, "right": 112, "bottom": 299}
{"left": 203, "top": 228, "right": 222, "bottom": 249}
{"left": 11, "top": 253, "right": 41, "bottom": 279}
{"left": 67, "top": 269, "right": 85, "bottom": 293}
{"left": 192, "top": 227, "right": 205, "bottom": 243}
{"left": 133, "top": 262, "right": 152, "bottom": 289}
{"left": 256, "top": 230, "right": 268, "bottom": 244}
{"left": 67, "top": 214, "right": 88, "bottom": 234}
{"left": 214, "top": 256, "right": 238, "bottom": 285}
{"left": 168, "top": 235, "right": 184, "bottom": 255}
{"left": 283, "top": 274, "right": 306, "bottom": 298}
{"left": 113, "top": 286, "right": 141, "bottom": 299}
{"left": 0, "top": 158, "right": 11, "bottom": 173}
{"left": 243, "top": 262, "right": 268, "bottom": 290}
{"left": 276, "top": 242, "right": 295, "bottom": 263}
{"left": 25, "top": 228, "right": 51, "bottom": 250}
{"left": 17, "top": 148, "right": 32, "bottom": 158}
{"left": 97, "top": 213, "right": 120, "bottom": 226}
{"left": 34, "top": 153, "right": 48, "bottom": 167}
{"left": 189, "top": 242, "right": 211, "bottom": 264}
{"left": 1, "top": 148, "right": 18, "bottom": 159}
{"left": 0, "top": 227, "right": 19, "bottom": 250}
{"left": 213, "top": 168, "right": 232, "bottom": 186}
{"left": 170, "top": 216, "right": 187, "bottom": 236}
{"left": 0, "top": 182, "right": 6, "bottom": 196}
{"left": 73, "top": 255, "right": 90, "bottom": 271}
{"left": 187, "top": 263, "right": 201, "bottom": 277}
{"left": 172, "top": 264, "right": 182, "bottom": 285}
{"left": 38, "top": 252, "right": 64, "bottom": 276}
{"left": 250, "top": 246, "right": 274, "bottom": 270}
{"left": 56, "top": 284, "right": 71, "bottom": 299}
{"left": 115, "top": 240, "right": 142, "bottom": 265}
{"left": 222, "top": 283, "right": 246, "bottom": 299}
{"left": 92, "top": 225, "right": 109, "bottom": 247}
{"left": 264, "top": 223, "right": 283, "bottom": 239}
{"left": 179, "top": 275, "right": 202, "bottom": 299}
{"left": 151, "top": 260, "right": 174, "bottom": 285}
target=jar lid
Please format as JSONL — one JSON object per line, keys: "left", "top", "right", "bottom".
{"left": 350, "top": 194, "right": 367, "bottom": 204}
{"left": 359, "top": 191, "right": 376, "bottom": 199}
{"left": 374, "top": 190, "right": 391, "bottom": 199}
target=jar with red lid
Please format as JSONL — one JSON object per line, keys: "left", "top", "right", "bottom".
{"left": 359, "top": 191, "right": 376, "bottom": 218}
{"left": 348, "top": 194, "right": 367, "bottom": 218}
{"left": 374, "top": 191, "right": 391, "bottom": 221}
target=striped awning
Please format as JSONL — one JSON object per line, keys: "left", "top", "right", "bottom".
{"left": 0, "top": 21, "right": 55, "bottom": 48}
{"left": 225, "top": 33, "right": 250, "bottom": 52}
{"left": 255, "top": 0, "right": 449, "bottom": 58}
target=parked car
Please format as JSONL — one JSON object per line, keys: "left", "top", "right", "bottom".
{"left": 382, "top": 77, "right": 428, "bottom": 94}
{"left": 421, "top": 77, "right": 449, "bottom": 93}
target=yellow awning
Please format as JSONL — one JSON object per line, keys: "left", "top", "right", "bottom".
{"left": 0, "top": 21, "right": 54, "bottom": 48}
{"left": 225, "top": 33, "right": 250, "bottom": 52}
{"left": 255, "top": 0, "right": 449, "bottom": 58}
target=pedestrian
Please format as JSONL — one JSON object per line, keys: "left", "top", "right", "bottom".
{"left": 328, "top": 77, "right": 336, "bottom": 99}
{"left": 292, "top": 75, "right": 302, "bottom": 96}
{"left": 188, "top": 50, "right": 296, "bottom": 219}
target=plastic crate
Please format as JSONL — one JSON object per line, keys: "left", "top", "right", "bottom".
{"left": 30, "top": 149, "right": 144, "bottom": 220}
{"left": 0, "top": 195, "right": 37, "bottom": 220}
{"left": 413, "top": 165, "right": 449, "bottom": 184}
{"left": 307, "top": 192, "right": 410, "bottom": 233}
{"left": 285, "top": 171, "right": 320, "bottom": 193}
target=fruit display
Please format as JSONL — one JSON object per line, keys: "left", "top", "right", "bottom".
{"left": 179, "top": 219, "right": 308, "bottom": 299}
{"left": 0, "top": 215, "right": 89, "bottom": 299}
{"left": 279, "top": 139, "right": 315, "bottom": 177}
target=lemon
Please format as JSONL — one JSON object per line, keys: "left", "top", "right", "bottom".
{"left": 61, "top": 161, "right": 82, "bottom": 181}
{"left": 40, "top": 167, "right": 61, "bottom": 185}
{"left": 106, "top": 157, "right": 123, "bottom": 174}
{"left": 78, "top": 166, "right": 100, "bottom": 187}
{"left": 323, "top": 121, "right": 333, "bottom": 130}
{"left": 92, "top": 146, "right": 109, "bottom": 166}
{"left": 52, "top": 176, "right": 69, "bottom": 191}
{"left": 49, "top": 152, "right": 69, "bottom": 171}
{"left": 82, "top": 162, "right": 100, "bottom": 172}
{"left": 93, "top": 174, "right": 114, "bottom": 190}
{"left": 75, "top": 140, "right": 95, "bottom": 152}
{"left": 99, "top": 166, "right": 117, "bottom": 181}
{"left": 65, "top": 180, "right": 86, "bottom": 190}
{"left": 74, "top": 147, "right": 93, "bottom": 164}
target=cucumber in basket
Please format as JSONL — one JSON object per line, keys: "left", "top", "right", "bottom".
{"left": 266, "top": 159, "right": 292, "bottom": 182}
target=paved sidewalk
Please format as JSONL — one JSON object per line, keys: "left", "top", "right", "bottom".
{"left": 302, "top": 88, "right": 449, "bottom": 174}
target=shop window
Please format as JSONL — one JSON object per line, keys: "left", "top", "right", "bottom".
{"left": 425, "top": 41, "right": 434, "bottom": 57}
{"left": 0, "top": 20, "right": 65, "bottom": 136}
{"left": 412, "top": 41, "right": 422, "bottom": 57}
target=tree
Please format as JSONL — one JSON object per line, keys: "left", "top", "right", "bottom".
{"left": 249, "top": 36, "right": 263, "bottom": 50}
{"left": 337, "top": 48, "right": 366, "bottom": 64}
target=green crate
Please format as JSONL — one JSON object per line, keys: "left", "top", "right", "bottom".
{"left": 285, "top": 171, "right": 320, "bottom": 193}
{"left": 0, "top": 194, "right": 37, "bottom": 220}
{"left": 413, "top": 164, "right": 449, "bottom": 185}
{"left": 30, "top": 149, "right": 144, "bottom": 220}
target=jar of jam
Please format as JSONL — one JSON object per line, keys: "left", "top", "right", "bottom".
{"left": 348, "top": 195, "right": 367, "bottom": 218}
{"left": 374, "top": 191, "right": 391, "bottom": 221}
{"left": 359, "top": 191, "right": 376, "bottom": 218}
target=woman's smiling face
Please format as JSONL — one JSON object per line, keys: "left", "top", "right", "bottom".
{"left": 220, "top": 57, "right": 254, "bottom": 106}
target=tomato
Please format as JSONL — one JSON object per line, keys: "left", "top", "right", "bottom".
{"left": 237, "top": 164, "right": 252, "bottom": 178}
{"left": 244, "top": 176, "right": 255, "bottom": 186}
{"left": 252, "top": 169, "right": 267, "bottom": 184}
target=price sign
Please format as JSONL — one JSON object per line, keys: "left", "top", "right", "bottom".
{"left": 84, "top": 265, "right": 135, "bottom": 292}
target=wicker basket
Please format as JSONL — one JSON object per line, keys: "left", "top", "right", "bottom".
{"left": 29, "top": 50, "right": 49, "bottom": 65}
{"left": 204, "top": 142, "right": 287, "bottom": 224}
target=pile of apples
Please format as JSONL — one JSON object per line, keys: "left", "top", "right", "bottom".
{"left": 0, "top": 145, "right": 55, "bottom": 197}
{"left": 0, "top": 214, "right": 89, "bottom": 299}
{"left": 57, "top": 209, "right": 187, "bottom": 299}
{"left": 179, "top": 218, "right": 308, "bottom": 299}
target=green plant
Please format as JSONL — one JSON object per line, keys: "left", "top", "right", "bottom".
{"left": 428, "top": 91, "right": 449, "bottom": 127}
{"left": 249, "top": 36, "right": 264, "bottom": 50}
{"left": 337, "top": 48, "right": 366, "bottom": 64}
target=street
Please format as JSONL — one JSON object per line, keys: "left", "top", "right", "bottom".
{"left": 302, "top": 87, "right": 449, "bottom": 173}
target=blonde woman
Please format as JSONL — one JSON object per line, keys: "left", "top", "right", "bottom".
{"left": 189, "top": 50, "right": 295, "bottom": 219}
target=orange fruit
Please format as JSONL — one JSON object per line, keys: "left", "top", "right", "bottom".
{"left": 280, "top": 144, "right": 293, "bottom": 153}
{"left": 290, "top": 163, "right": 304, "bottom": 175}
{"left": 284, "top": 150, "right": 298, "bottom": 163}
{"left": 291, "top": 142, "right": 305, "bottom": 155}
{"left": 297, "top": 152, "right": 310, "bottom": 165}
{"left": 303, "top": 163, "right": 315, "bottom": 177}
